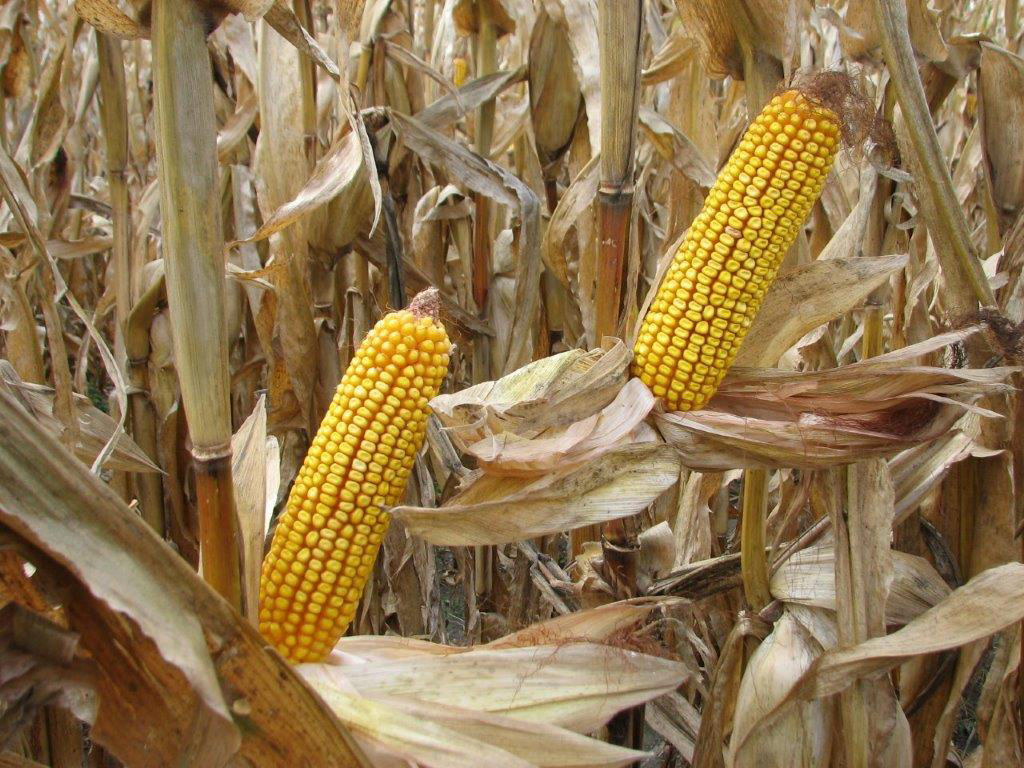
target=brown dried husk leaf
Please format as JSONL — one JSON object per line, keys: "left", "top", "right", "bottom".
{"left": 392, "top": 442, "right": 681, "bottom": 545}
{"left": 770, "top": 544, "right": 951, "bottom": 627}
{"left": 727, "top": 610, "right": 832, "bottom": 768}
{"left": 657, "top": 327, "right": 1018, "bottom": 470}
{"left": 0, "top": 361, "right": 159, "bottom": 474}
{"left": 528, "top": 10, "right": 582, "bottom": 172}
{"left": 734, "top": 562, "right": 1024, "bottom": 756}
{"left": 300, "top": 641, "right": 688, "bottom": 734}
{"left": 0, "top": 389, "right": 368, "bottom": 767}
{"left": 977, "top": 42, "right": 1024, "bottom": 233}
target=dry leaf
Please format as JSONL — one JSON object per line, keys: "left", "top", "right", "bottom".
{"left": 75, "top": 0, "right": 145, "bottom": 39}
{"left": 393, "top": 443, "right": 682, "bottom": 545}
{"left": 0, "top": 390, "right": 368, "bottom": 767}
{"left": 302, "top": 641, "right": 687, "bottom": 733}
{"left": 735, "top": 562, "right": 1024, "bottom": 757}
{"left": 727, "top": 610, "right": 832, "bottom": 768}
{"left": 236, "top": 129, "right": 368, "bottom": 245}
{"left": 734, "top": 254, "right": 909, "bottom": 367}
{"left": 771, "top": 544, "right": 951, "bottom": 627}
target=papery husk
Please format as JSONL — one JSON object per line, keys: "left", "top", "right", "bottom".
{"left": 727, "top": 610, "right": 833, "bottom": 768}
{"left": 428, "top": 341, "right": 631, "bottom": 449}
{"left": 528, "top": 10, "right": 582, "bottom": 174}
{"left": 771, "top": 543, "right": 951, "bottom": 627}
{"left": 0, "top": 361, "right": 160, "bottom": 474}
{"left": 301, "top": 641, "right": 688, "bottom": 734}
{"left": 656, "top": 327, "right": 1018, "bottom": 470}
{"left": 393, "top": 442, "right": 681, "bottom": 545}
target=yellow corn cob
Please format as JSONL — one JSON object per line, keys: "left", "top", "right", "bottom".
{"left": 259, "top": 290, "right": 450, "bottom": 662}
{"left": 453, "top": 56, "right": 469, "bottom": 87}
{"left": 634, "top": 90, "right": 840, "bottom": 412}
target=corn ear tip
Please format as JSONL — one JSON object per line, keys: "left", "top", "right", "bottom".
{"left": 408, "top": 287, "right": 444, "bottom": 326}
{"left": 785, "top": 71, "right": 888, "bottom": 151}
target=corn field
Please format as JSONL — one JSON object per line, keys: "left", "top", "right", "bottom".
{"left": 0, "top": 0, "right": 1022, "bottom": 765}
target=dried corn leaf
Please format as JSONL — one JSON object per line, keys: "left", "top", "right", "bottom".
{"left": 541, "top": 0, "right": 600, "bottom": 151}
{"left": 734, "top": 562, "right": 1024, "bottom": 757}
{"left": 75, "top": 0, "right": 145, "bottom": 39}
{"left": 302, "top": 641, "right": 687, "bottom": 733}
{"left": 235, "top": 129, "right": 368, "bottom": 245}
{"left": 770, "top": 544, "right": 950, "bottom": 626}
{"left": 657, "top": 328, "right": 1017, "bottom": 470}
{"left": 890, "top": 413, "right": 996, "bottom": 521}
{"left": 488, "top": 598, "right": 674, "bottom": 648}
{"left": 743, "top": 0, "right": 804, "bottom": 64}
{"left": 453, "top": 0, "right": 516, "bottom": 37}
{"left": 263, "top": 1, "right": 341, "bottom": 79}
{"left": 645, "top": 691, "right": 700, "bottom": 763}
{"left": 429, "top": 341, "right": 629, "bottom": 448}
{"left": 734, "top": 254, "right": 908, "bottom": 367}
{"left": 637, "top": 108, "right": 716, "bottom": 188}
{"left": 0, "top": 390, "right": 368, "bottom": 767}
{"left": 978, "top": 42, "right": 1024, "bottom": 231}
{"left": 728, "top": 610, "right": 832, "bottom": 768}
{"left": 542, "top": 153, "right": 599, "bottom": 288}
{"left": 394, "top": 443, "right": 681, "bottom": 545}
{"left": 672, "top": 0, "right": 739, "bottom": 78}
{"left": 392, "top": 110, "right": 541, "bottom": 373}
{"left": 319, "top": 692, "right": 536, "bottom": 768}
{"left": 641, "top": 29, "right": 699, "bottom": 85}
{"left": 417, "top": 69, "right": 525, "bottom": 130}
{"left": 381, "top": 696, "right": 648, "bottom": 768}
{"left": 206, "top": 0, "right": 276, "bottom": 21}
{"left": 26, "top": 40, "right": 69, "bottom": 169}
{"left": 333, "top": 635, "right": 458, "bottom": 662}
{"left": 462, "top": 377, "right": 656, "bottom": 476}
{"left": 841, "top": 0, "right": 947, "bottom": 62}
{"left": 529, "top": 10, "right": 582, "bottom": 171}
{"left": 0, "top": 362, "right": 158, "bottom": 474}
{"left": 216, "top": 89, "right": 258, "bottom": 161}
{"left": 231, "top": 395, "right": 268, "bottom": 623}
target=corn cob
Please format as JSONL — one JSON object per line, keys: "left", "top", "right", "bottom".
{"left": 259, "top": 290, "right": 450, "bottom": 662}
{"left": 633, "top": 90, "right": 840, "bottom": 412}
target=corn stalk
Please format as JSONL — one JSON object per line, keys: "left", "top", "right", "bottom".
{"left": 471, "top": 0, "right": 502, "bottom": 598}
{"left": 152, "top": 0, "right": 242, "bottom": 611}
{"left": 740, "top": 469, "right": 771, "bottom": 610}
{"left": 871, "top": 0, "right": 994, "bottom": 315}
{"left": 471, "top": 0, "right": 498, "bottom": 317}
{"left": 96, "top": 32, "right": 163, "bottom": 535}
{"left": 595, "top": 0, "right": 642, "bottom": 345}
{"left": 570, "top": 0, "right": 642, "bottom": 565}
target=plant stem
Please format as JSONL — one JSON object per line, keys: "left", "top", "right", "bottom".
{"left": 97, "top": 32, "right": 164, "bottom": 535}
{"left": 594, "top": 0, "right": 642, "bottom": 344}
{"left": 862, "top": 302, "right": 885, "bottom": 359}
{"left": 740, "top": 468, "right": 771, "bottom": 610}
{"left": 152, "top": 0, "right": 242, "bottom": 611}
{"left": 872, "top": 0, "right": 994, "bottom": 314}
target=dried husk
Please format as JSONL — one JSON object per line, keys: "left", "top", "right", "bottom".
{"left": 770, "top": 543, "right": 951, "bottom": 627}
{"left": 528, "top": 10, "right": 582, "bottom": 175}
{"left": 727, "top": 610, "right": 833, "bottom": 768}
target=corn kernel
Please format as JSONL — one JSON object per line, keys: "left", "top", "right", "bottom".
{"left": 633, "top": 90, "right": 839, "bottom": 412}
{"left": 259, "top": 295, "right": 450, "bottom": 662}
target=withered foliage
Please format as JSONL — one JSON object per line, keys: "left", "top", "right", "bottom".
{"left": 0, "top": 1, "right": 1022, "bottom": 767}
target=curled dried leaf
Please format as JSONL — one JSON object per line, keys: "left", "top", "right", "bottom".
{"left": 393, "top": 443, "right": 681, "bottom": 545}
{"left": 657, "top": 328, "right": 1018, "bottom": 470}
{"left": 302, "top": 641, "right": 687, "bottom": 733}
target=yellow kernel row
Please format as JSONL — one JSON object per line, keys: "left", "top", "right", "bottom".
{"left": 259, "top": 305, "right": 450, "bottom": 662}
{"left": 634, "top": 90, "right": 840, "bottom": 411}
